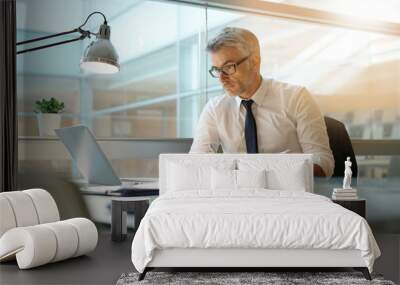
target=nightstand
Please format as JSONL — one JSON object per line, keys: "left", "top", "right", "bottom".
{"left": 332, "top": 199, "right": 366, "bottom": 218}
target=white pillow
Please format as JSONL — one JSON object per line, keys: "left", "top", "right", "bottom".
{"left": 167, "top": 162, "right": 209, "bottom": 191}
{"left": 266, "top": 162, "right": 307, "bottom": 191}
{"left": 211, "top": 168, "right": 236, "bottom": 190}
{"left": 238, "top": 159, "right": 309, "bottom": 192}
{"left": 211, "top": 169, "right": 267, "bottom": 190}
{"left": 237, "top": 169, "right": 267, "bottom": 189}
{"left": 167, "top": 160, "right": 235, "bottom": 191}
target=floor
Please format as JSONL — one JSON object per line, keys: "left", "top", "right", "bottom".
{"left": 1, "top": 226, "right": 399, "bottom": 285}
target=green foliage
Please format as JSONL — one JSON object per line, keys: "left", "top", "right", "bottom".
{"left": 35, "top": 97, "right": 65, "bottom": 114}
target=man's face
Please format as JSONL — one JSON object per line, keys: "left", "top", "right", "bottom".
{"left": 210, "top": 46, "right": 254, "bottom": 97}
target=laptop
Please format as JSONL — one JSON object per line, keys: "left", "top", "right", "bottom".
{"left": 55, "top": 125, "right": 159, "bottom": 196}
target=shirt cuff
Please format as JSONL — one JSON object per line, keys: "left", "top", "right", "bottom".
{"left": 312, "top": 153, "right": 334, "bottom": 178}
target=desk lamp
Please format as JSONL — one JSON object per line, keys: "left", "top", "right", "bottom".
{"left": 17, "top": 11, "right": 119, "bottom": 74}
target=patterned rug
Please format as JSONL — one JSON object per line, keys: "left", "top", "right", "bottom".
{"left": 116, "top": 271, "right": 396, "bottom": 285}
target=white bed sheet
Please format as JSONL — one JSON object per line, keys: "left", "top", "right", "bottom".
{"left": 131, "top": 190, "right": 380, "bottom": 273}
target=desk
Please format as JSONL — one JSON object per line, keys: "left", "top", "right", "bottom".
{"left": 111, "top": 190, "right": 158, "bottom": 242}
{"left": 80, "top": 181, "right": 159, "bottom": 242}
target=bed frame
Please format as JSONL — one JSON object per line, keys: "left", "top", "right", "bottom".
{"left": 139, "top": 248, "right": 371, "bottom": 281}
{"left": 139, "top": 249, "right": 371, "bottom": 280}
{"left": 137, "top": 154, "right": 372, "bottom": 281}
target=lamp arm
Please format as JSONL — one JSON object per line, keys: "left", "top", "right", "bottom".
{"left": 17, "top": 28, "right": 80, "bottom": 46}
{"left": 16, "top": 11, "right": 107, "bottom": 54}
{"left": 17, "top": 34, "right": 88, "bottom": 54}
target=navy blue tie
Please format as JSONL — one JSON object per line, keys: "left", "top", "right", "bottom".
{"left": 242, "top": 99, "right": 258, "bottom": 153}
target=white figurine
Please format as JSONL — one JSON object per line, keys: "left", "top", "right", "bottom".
{"left": 343, "top": 157, "right": 352, "bottom": 189}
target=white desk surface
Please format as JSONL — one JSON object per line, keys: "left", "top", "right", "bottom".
{"left": 78, "top": 177, "right": 159, "bottom": 195}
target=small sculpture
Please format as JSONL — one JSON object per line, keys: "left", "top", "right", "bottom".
{"left": 343, "top": 157, "right": 352, "bottom": 189}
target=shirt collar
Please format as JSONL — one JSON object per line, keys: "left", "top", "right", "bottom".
{"left": 234, "top": 76, "right": 267, "bottom": 110}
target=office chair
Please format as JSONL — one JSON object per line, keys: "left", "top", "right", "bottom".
{"left": 388, "top": 157, "right": 400, "bottom": 177}
{"left": 324, "top": 116, "right": 358, "bottom": 179}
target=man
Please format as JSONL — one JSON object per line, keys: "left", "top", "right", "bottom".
{"left": 190, "top": 27, "right": 334, "bottom": 177}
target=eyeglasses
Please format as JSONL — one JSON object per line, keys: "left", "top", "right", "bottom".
{"left": 209, "top": 55, "right": 249, "bottom": 78}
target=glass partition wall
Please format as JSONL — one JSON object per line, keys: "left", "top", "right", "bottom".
{"left": 17, "top": 0, "right": 400, "bottom": 230}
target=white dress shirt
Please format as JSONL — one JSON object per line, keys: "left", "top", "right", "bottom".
{"left": 190, "top": 77, "right": 335, "bottom": 177}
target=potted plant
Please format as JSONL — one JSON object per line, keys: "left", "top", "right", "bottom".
{"left": 35, "top": 97, "right": 65, "bottom": 136}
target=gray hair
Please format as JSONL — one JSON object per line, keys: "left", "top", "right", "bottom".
{"left": 206, "top": 27, "right": 260, "bottom": 57}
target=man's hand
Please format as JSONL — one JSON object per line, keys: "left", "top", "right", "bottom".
{"left": 313, "top": 164, "right": 326, "bottom": 177}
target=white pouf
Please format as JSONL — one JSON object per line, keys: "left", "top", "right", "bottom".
{"left": 42, "top": 221, "right": 79, "bottom": 262}
{"left": 1, "top": 191, "right": 40, "bottom": 227}
{"left": 0, "top": 196, "right": 17, "bottom": 237}
{"left": 0, "top": 189, "right": 98, "bottom": 269}
{"left": 64, "top": 218, "right": 98, "bottom": 257}
{"left": 23, "top": 188, "right": 60, "bottom": 223}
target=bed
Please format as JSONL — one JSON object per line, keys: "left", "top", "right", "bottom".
{"left": 131, "top": 154, "right": 380, "bottom": 281}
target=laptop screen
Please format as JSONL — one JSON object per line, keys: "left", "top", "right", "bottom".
{"left": 55, "top": 125, "right": 121, "bottom": 186}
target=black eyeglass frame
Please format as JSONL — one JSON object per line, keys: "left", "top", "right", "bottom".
{"left": 209, "top": 55, "right": 250, "bottom": 78}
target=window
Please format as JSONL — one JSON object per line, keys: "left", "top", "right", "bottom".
{"left": 17, "top": 0, "right": 400, "bottom": 179}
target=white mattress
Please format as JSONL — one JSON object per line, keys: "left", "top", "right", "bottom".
{"left": 131, "top": 190, "right": 380, "bottom": 273}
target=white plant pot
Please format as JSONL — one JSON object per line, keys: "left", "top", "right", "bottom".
{"left": 37, "top": 113, "right": 62, "bottom": 137}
